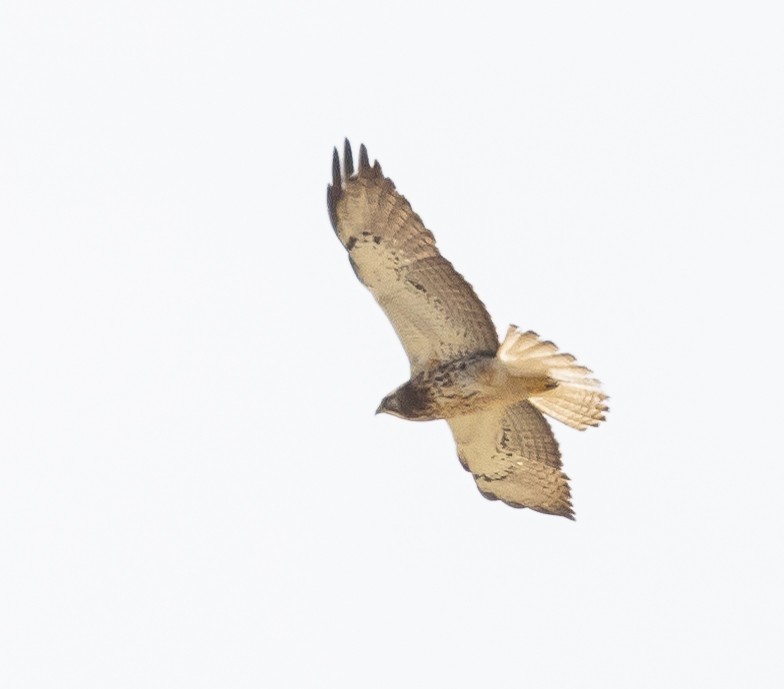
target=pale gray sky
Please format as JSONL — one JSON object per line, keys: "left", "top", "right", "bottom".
{"left": 2, "top": 1, "right": 782, "bottom": 687}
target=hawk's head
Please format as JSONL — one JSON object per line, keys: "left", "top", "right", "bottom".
{"left": 376, "top": 383, "right": 431, "bottom": 420}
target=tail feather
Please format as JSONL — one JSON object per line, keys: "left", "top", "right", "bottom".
{"left": 498, "top": 325, "right": 608, "bottom": 431}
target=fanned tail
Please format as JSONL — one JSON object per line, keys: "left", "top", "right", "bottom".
{"left": 497, "top": 326, "right": 608, "bottom": 430}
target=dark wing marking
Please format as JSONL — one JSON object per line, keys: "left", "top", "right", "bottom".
{"left": 327, "top": 140, "right": 498, "bottom": 373}
{"left": 448, "top": 401, "right": 575, "bottom": 519}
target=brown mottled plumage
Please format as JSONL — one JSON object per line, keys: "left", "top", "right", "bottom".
{"left": 328, "top": 140, "right": 607, "bottom": 519}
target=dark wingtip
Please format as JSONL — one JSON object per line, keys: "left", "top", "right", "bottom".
{"left": 327, "top": 185, "right": 338, "bottom": 230}
{"left": 327, "top": 146, "right": 342, "bottom": 231}
{"left": 331, "top": 147, "right": 340, "bottom": 188}
{"left": 328, "top": 140, "right": 383, "bottom": 231}
{"left": 358, "top": 143, "right": 370, "bottom": 171}
{"left": 344, "top": 139, "right": 354, "bottom": 177}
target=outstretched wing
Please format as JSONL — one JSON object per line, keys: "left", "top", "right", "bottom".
{"left": 448, "top": 401, "right": 575, "bottom": 519}
{"left": 327, "top": 140, "right": 498, "bottom": 374}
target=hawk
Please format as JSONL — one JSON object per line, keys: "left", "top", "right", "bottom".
{"left": 327, "top": 141, "right": 607, "bottom": 519}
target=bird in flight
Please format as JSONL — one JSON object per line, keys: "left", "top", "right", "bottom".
{"left": 327, "top": 141, "right": 607, "bottom": 519}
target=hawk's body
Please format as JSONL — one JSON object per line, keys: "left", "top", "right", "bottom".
{"left": 379, "top": 353, "right": 558, "bottom": 421}
{"left": 328, "top": 141, "right": 607, "bottom": 519}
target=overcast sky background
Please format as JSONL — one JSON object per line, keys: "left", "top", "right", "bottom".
{"left": 2, "top": 1, "right": 782, "bottom": 687}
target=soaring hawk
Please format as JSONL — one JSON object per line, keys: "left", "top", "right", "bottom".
{"left": 327, "top": 141, "right": 607, "bottom": 519}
